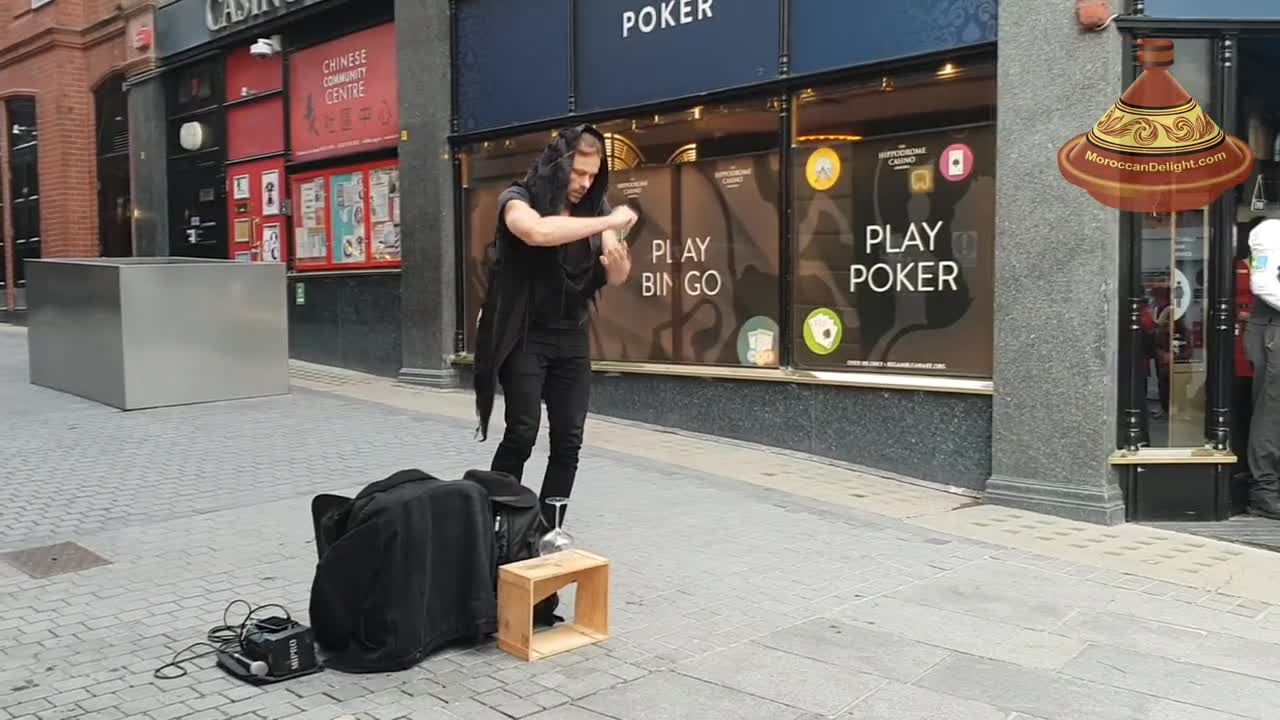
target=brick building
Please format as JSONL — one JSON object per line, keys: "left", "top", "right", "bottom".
{"left": 0, "top": 0, "right": 154, "bottom": 311}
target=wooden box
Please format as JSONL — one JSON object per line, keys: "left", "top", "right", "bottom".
{"left": 497, "top": 549, "right": 610, "bottom": 662}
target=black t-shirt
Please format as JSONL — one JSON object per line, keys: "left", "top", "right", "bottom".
{"left": 496, "top": 185, "right": 609, "bottom": 329}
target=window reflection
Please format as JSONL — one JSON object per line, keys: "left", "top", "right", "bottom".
{"left": 1138, "top": 209, "right": 1210, "bottom": 448}
{"left": 460, "top": 99, "right": 783, "bottom": 364}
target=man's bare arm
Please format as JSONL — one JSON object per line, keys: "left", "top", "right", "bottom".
{"left": 504, "top": 199, "right": 631, "bottom": 247}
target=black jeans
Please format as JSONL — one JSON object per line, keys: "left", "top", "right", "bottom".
{"left": 490, "top": 324, "right": 591, "bottom": 528}
{"left": 1246, "top": 320, "right": 1280, "bottom": 516}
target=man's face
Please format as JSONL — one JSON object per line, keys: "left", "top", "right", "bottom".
{"left": 567, "top": 149, "right": 601, "bottom": 207}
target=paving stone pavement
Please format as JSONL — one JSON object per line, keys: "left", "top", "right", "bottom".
{"left": 4, "top": 324, "right": 1280, "bottom": 720}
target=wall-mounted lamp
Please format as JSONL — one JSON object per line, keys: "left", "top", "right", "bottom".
{"left": 1077, "top": 0, "right": 1118, "bottom": 31}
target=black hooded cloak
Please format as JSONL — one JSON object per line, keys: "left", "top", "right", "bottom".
{"left": 473, "top": 124, "right": 613, "bottom": 441}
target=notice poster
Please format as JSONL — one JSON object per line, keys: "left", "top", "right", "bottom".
{"left": 369, "top": 166, "right": 401, "bottom": 261}
{"left": 330, "top": 171, "right": 366, "bottom": 264}
{"left": 293, "top": 178, "right": 328, "bottom": 260}
{"left": 233, "top": 218, "right": 252, "bottom": 244}
{"left": 261, "top": 170, "right": 280, "bottom": 216}
{"left": 288, "top": 23, "right": 400, "bottom": 162}
{"left": 791, "top": 125, "right": 995, "bottom": 377}
{"left": 593, "top": 153, "right": 782, "bottom": 366}
{"left": 261, "top": 223, "right": 282, "bottom": 262}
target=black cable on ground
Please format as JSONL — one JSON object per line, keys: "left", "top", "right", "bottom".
{"left": 153, "top": 599, "right": 294, "bottom": 680}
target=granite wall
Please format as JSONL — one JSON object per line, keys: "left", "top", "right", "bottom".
{"left": 288, "top": 273, "right": 402, "bottom": 377}
{"left": 589, "top": 375, "right": 993, "bottom": 492}
{"left": 394, "top": 0, "right": 458, "bottom": 387}
{"left": 455, "top": 365, "right": 992, "bottom": 492}
{"left": 985, "top": 1, "right": 1126, "bottom": 523}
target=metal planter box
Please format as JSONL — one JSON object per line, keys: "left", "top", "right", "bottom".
{"left": 25, "top": 258, "right": 288, "bottom": 410}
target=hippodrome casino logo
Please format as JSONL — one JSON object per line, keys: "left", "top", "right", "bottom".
{"left": 1058, "top": 37, "right": 1254, "bottom": 213}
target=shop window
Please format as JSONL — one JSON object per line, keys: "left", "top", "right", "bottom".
{"left": 7, "top": 97, "right": 40, "bottom": 284}
{"left": 291, "top": 159, "right": 401, "bottom": 270}
{"left": 461, "top": 98, "right": 783, "bottom": 364}
{"left": 790, "top": 58, "right": 997, "bottom": 378}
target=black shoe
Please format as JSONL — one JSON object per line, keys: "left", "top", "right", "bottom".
{"left": 1247, "top": 496, "right": 1280, "bottom": 520}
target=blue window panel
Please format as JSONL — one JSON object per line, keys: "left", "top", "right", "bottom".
{"left": 574, "top": 0, "right": 781, "bottom": 114}
{"left": 1143, "top": 0, "right": 1280, "bottom": 19}
{"left": 790, "top": 0, "right": 996, "bottom": 76}
{"left": 456, "top": 0, "right": 570, "bottom": 133}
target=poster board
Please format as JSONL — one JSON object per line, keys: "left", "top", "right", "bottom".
{"left": 592, "top": 152, "right": 783, "bottom": 365}
{"left": 291, "top": 158, "right": 401, "bottom": 271}
{"left": 791, "top": 124, "right": 995, "bottom": 377}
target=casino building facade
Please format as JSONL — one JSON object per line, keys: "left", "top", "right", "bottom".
{"left": 443, "top": 0, "right": 1043, "bottom": 512}
{"left": 127, "top": 0, "right": 1280, "bottom": 529}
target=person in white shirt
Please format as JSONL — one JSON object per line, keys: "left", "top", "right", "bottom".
{"left": 1245, "top": 218, "right": 1280, "bottom": 520}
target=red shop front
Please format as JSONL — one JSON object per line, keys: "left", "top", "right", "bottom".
{"left": 224, "top": 21, "right": 401, "bottom": 269}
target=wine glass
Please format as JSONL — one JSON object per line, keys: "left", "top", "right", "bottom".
{"left": 538, "top": 497, "right": 574, "bottom": 555}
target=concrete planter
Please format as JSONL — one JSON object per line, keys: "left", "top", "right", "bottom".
{"left": 25, "top": 258, "right": 288, "bottom": 410}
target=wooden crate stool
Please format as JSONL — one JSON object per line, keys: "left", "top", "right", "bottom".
{"left": 497, "top": 548, "right": 610, "bottom": 661}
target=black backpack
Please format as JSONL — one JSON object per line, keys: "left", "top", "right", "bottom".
{"left": 462, "top": 470, "right": 562, "bottom": 626}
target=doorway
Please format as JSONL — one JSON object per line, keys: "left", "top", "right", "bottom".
{"left": 96, "top": 74, "right": 133, "bottom": 258}
{"left": 7, "top": 97, "right": 39, "bottom": 290}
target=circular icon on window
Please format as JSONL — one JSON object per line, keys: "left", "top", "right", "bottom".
{"left": 803, "top": 307, "right": 843, "bottom": 355}
{"left": 736, "top": 316, "right": 780, "bottom": 367}
{"left": 805, "top": 147, "right": 842, "bottom": 192}
{"left": 939, "top": 143, "right": 974, "bottom": 182}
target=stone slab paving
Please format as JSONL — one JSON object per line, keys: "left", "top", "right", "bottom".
{"left": 3, "top": 325, "right": 1280, "bottom": 720}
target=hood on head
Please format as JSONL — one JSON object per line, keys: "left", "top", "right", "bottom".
{"left": 522, "top": 123, "right": 611, "bottom": 217}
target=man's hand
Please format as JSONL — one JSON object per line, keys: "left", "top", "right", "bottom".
{"left": 599, "top": 237, "right": 631, "bottom": 286}
{"left": 609, "top": 204, "right": 638, "bottom": 232}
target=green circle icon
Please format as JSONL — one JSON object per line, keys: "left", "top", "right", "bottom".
{"left": 803, "top": 307, "right": 843, "bottom": 355}
{"left": 736, "top": 315, "right": 780, "bottom": 367}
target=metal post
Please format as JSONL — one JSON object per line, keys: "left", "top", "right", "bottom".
{"left": 1121, "top": 34, "right": 1147, "bottom": 451}
{"left": 449, "top": 0, "right": 466, "bottom": 354}
{"left": 567, "top": 0, "right": 577, "bottom": 114}
{"left": 776, "top": 0, "right": 792, "bottom": 367}
{"left": 1207, "top": 35, "right": 1239, "bottom": 450}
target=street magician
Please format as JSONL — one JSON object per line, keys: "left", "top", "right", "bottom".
{"left": 473, "top": 124, "right": 637, "bottom": 527}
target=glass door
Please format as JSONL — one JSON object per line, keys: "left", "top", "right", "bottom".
{"left": 1138, "top": 208, "right": 1212, "bottom": 447}
{"left": 1125, "top": 38, "right": 1218, "bottom": 449}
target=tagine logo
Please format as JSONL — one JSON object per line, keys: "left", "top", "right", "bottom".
{"left": 1058, "top": 38, "right": 1254, "bottom": 213}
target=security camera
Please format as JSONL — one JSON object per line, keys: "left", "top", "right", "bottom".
{"left": 249, "top": 35, "right": 281, "bottom": 58}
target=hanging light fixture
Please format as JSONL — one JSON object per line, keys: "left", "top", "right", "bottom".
{"left": 603, "top": 132, "right": 644, "bottom": 170}
{"left": 667, "top": 144, "right": 698, "bottom": 164}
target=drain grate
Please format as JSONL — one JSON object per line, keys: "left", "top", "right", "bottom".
{"left": 1, "top": 541, "right": 111, "bottom": 578}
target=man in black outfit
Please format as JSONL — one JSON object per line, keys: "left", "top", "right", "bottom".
{"left": 473, "top": 124, "right": 636, "bottom": 527}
